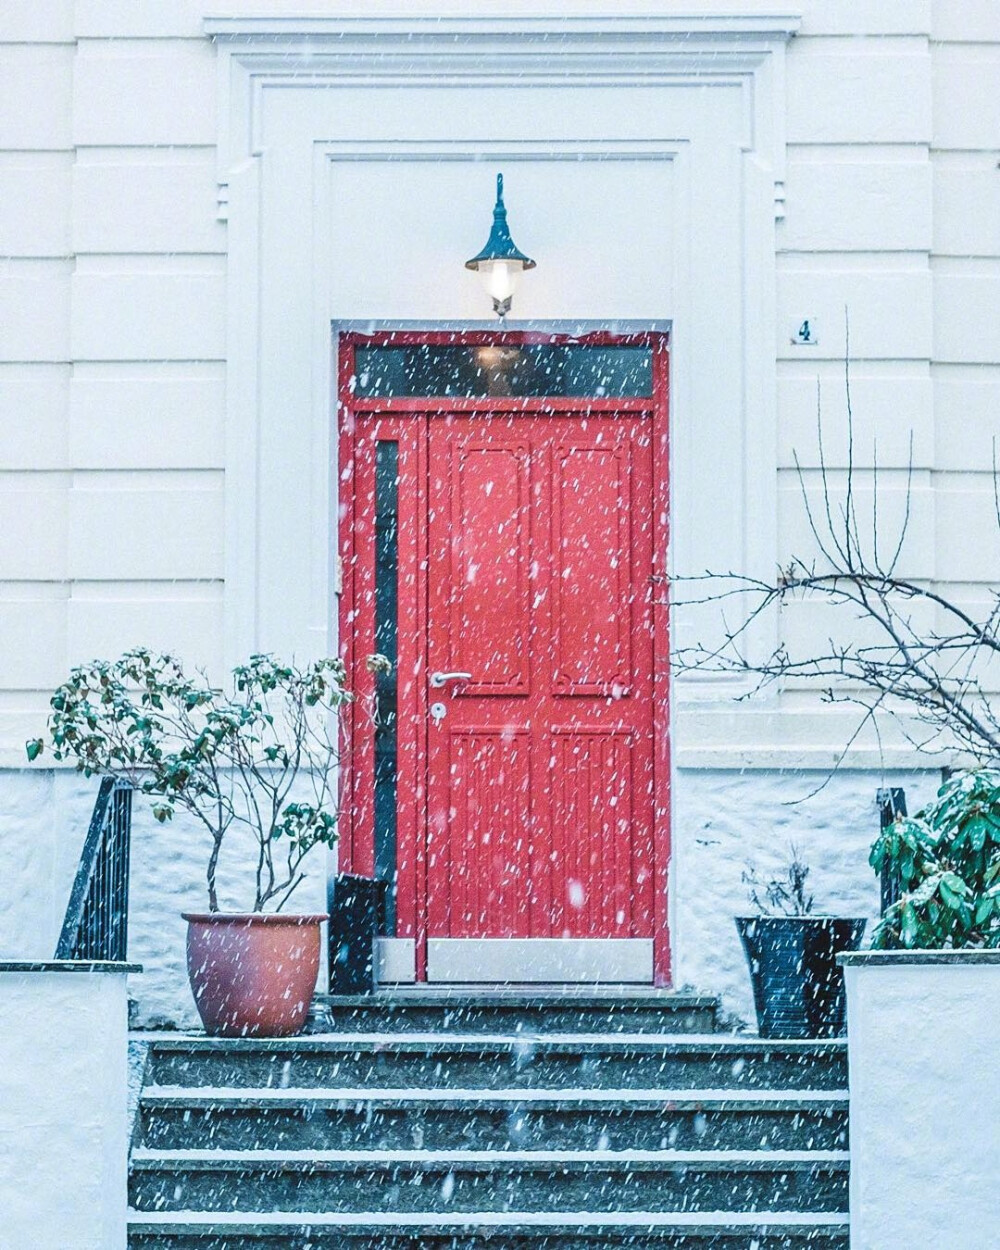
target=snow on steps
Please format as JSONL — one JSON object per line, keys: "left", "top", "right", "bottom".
{"left": 146, "top": 1032, "right": 849, "bottom": 1092}
{"left": 128, "top": 1209, "right": 851, "bottom": 1250}
{"left": 129, "top": 994, "right": 849, "bottom": 1248}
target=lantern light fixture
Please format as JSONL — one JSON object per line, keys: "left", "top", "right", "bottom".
{"left": 465, "top": 173, "right": 536, "bottom": 320}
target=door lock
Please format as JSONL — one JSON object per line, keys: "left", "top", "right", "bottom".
{"left": 429, "top": 702, "right": 447, "bottom": 724}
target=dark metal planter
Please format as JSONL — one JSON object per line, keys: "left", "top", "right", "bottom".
{"left": 736, "top": 915, "right": 866, "bottom": 1039}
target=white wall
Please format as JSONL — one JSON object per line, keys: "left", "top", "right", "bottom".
{"left": 0, "top": 965, "right": 131, "bottom": 1250}
{"left": 845, "top": 953, "right": 1000, "bottom": 1250}
{"left": 0, "top": 1, "right": 997, "bottom": 1019}
{"left": 0, "top": 1, "right": 995, "bottom": 762}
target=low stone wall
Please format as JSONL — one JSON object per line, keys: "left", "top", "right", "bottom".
{"left": 0, "top": 962, "right": 137, "bottom": 1250}
{"left": 842, "top": 950, "right": 1000, "bottom": 1250}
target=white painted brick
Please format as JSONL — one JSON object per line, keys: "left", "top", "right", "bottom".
{"left": 935, "top": 485, "right": 1000, "bottom": 582}
{"left": 0, "top": 46, "right": 73, "bottom": 150}
{"left": 0, "top": 1, "right": 74, "bottom": 41}
{"left": 67, "top": 480, "right": 224, "bottom": 579}
{"left": 0, "top": 365, "right": 68, "bottom": 469}
{"left": 0, "top": 595, "right": 67, "bottom": 689}
{"left": 69, "top": 369, "right": 224, "bottom": 468}
{"left": 798, "top": 0, "right": 931, "bottom": 36}
{"left": 787, "top": 50, "right": 932, "bottom": 144}
{"left": 67, "top": 587, "right": 223, "bottom": 674}
{"left": 778, "top": 264, "right": 933, "bottom": 361}
{"left": 0, "top": 159, "right": 71, "bottom": 263}
{"left": 779, "top": 476, "right": 935, "bottom": 580}
{"left": 782, "top": 156, "right": 931, "bottom": 252}
{"left": 933, "top": 45, "right": 1000, "bottom": 150}
{"left": 778, "top": 370, "right": 933, "bottom": 468}
{"left": 932, "top": 0, "right": 1000, "bottom": 42}
{"left": 0, "top": 262, "right": 71, "bottom": 362}
{"left": 933, "top": 158, "right": 1000, "bottom": 257}
{"left": 779, "top": 594, "right": 938, "bottom": 683}
{"left": 0, "top": 478, "right": 67, "bottom": 579}
{"left": 70, "top": 268, "right": 226, "bottom": 361}
{"left": 72, "top": 154, "right": 226, "bottom": 255}
{"left": 933, "top": 266, "right": 1000, "bottom": 363}
{"left": 73, "top": 42, "right": 217, "bottom": 147}
{"left": 933, "top": 370, "right": 1000, "bottom": 471}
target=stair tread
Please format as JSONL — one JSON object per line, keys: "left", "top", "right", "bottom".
{"left": 142, "top": 1085, "right": 848, "bottom": 1106}
{"left": 144, "top": 1031, "right": 846, "bottom": 1052}
{"left": 129, "top": 1209, "right": 850, "bottom": 1228}
{"left": 320, "top": 989, "right": 718, "bottom": 1005}
{"left": 132, "top": 1147, "right": 850, "bottom": 1168}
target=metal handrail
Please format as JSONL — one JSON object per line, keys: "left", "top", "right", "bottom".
{"left": 876, "top": 786, "right": 907, "bottom": 916}
{"left": 55, "top": 778, "right": 133, "bottom": 961}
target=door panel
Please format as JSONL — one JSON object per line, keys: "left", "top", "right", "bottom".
{"left": 444, "top": 440, "right": 531, "bottom": 695}
{"left": 552, "top": 442, "right": 633, "bottom": 695}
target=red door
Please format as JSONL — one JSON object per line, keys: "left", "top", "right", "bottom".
{"left": 340, "top": 333, "right": 670, "bottom": 984}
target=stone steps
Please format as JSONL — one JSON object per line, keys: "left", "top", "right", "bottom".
{"left": 139, "top": 1083, "right": 848, "bottom": 1153}
{"left": 129, "top": 992, "right": 848, "bottom": 1249}
{"left": 130, "top": 1146, "right": 849, "bottom": 1214}
{"left": 147, "top": 1034, "right": 847, "bottom": 1092}
{"left": 315, "top": 989, "right": 719, "bottom": 1035}
{"left": 129, "top": 1209, "right": 850, "bottom": 1250}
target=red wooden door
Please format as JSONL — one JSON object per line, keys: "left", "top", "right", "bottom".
{"left": 425, "top": 413, "right": 656, "bottom": 956}
{"left": 340, "top": 333, "right": 670, "bottom": 984}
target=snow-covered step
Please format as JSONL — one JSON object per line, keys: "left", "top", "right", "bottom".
{"left": 316, "top": 987, "right": 718, "bottom": 1035}
{"left": 127, "top": 1208, "right": 851, "bottom": 1249}
{"left": 130, "top": 1146, "right": 850, "bottom": 1215}
{"left": 139, "top": 1085, "right": 849, "bottom": 1153}
{"left": 146, "top": 1032, "right": 847, "bottom": 1092}
{"left": 129, "top": 996, "right": 850, "bottom": 1248}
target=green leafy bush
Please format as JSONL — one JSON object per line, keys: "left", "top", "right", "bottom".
{"left": 870, "top": 769, "right": 1000, "bottom": 949}
{"left": 27, "top": 649, "right": 351, "bottom": 912}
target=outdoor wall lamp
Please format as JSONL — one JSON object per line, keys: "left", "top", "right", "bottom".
{"left": 465, "top": 173, "right": 536, "bottom": 319}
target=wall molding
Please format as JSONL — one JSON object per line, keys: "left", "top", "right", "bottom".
{"left": 206, "top": 10, "right": 793, "bottom": 731}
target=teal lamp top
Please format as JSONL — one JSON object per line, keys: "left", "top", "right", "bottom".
{"left": 465, "top": 174, "right": 536, "bottom": 271}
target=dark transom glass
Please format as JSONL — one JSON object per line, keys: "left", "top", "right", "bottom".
{"left": 353, "top": 344, "right": 653, "bottom": 399}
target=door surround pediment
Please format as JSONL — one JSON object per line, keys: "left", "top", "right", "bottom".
{"left": 205, "top": 11, "right": 795, "bottom": 737}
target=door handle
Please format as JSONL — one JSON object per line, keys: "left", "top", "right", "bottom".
{"left": 429, "top": 671, "right": 473, "bottom": 688}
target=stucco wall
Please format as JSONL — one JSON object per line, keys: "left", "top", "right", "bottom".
{"left": 671, "top": 767, "right": 940, "bottom": 1022}
{"left": 0, "top": 766, "right": 937, "bottom": 1024}
{"left": 844, "top": 954, "right": 1000, "bottom": 1249}
{"left": 0, "top": 771, "right": 328, "bottom": 1027}
{"left": 0, "top": 966, "right": 131, "bottom": 1250}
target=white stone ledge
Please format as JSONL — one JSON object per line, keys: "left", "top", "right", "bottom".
{"left": 0, "top": 960, "right": 141, "bottom": 974}
{"left": 839, "top": 949, "right": 1000, "bottom": 966}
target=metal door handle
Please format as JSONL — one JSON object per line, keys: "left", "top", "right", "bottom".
{"left": 429, "top": 671, "right": 473, "bottom": 688}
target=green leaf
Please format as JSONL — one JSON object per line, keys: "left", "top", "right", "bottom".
{"left": 25, "top": 738, "right": 43, "bottom": 762}
{"left": 901, "top": 902, "right": 919, "bottom": 947}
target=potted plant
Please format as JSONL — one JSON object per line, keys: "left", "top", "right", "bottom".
{"left": 27, "top": 649, "right": 350, "bottom": 1037}
{"left": 736, "top": 847, "right": 866, "bottom": 1038}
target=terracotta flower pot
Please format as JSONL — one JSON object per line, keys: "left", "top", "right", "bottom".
{"left": 183, "top": 912, "right": 326, "bottom": 1037}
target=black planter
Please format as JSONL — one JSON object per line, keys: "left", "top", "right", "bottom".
{"left": 736, "top": 915, "right": 866, "bottom": 1039}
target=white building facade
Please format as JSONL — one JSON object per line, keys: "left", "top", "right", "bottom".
{"left": 1, "top": 1, "right": 997, "bottom": 1025}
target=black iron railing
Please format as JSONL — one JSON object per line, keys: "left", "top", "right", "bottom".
{"left": 55, "top": 778, "right": 133, "bottom": 961}
{"left": 876, "top": 786, "right": 907, "bottom": 916}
